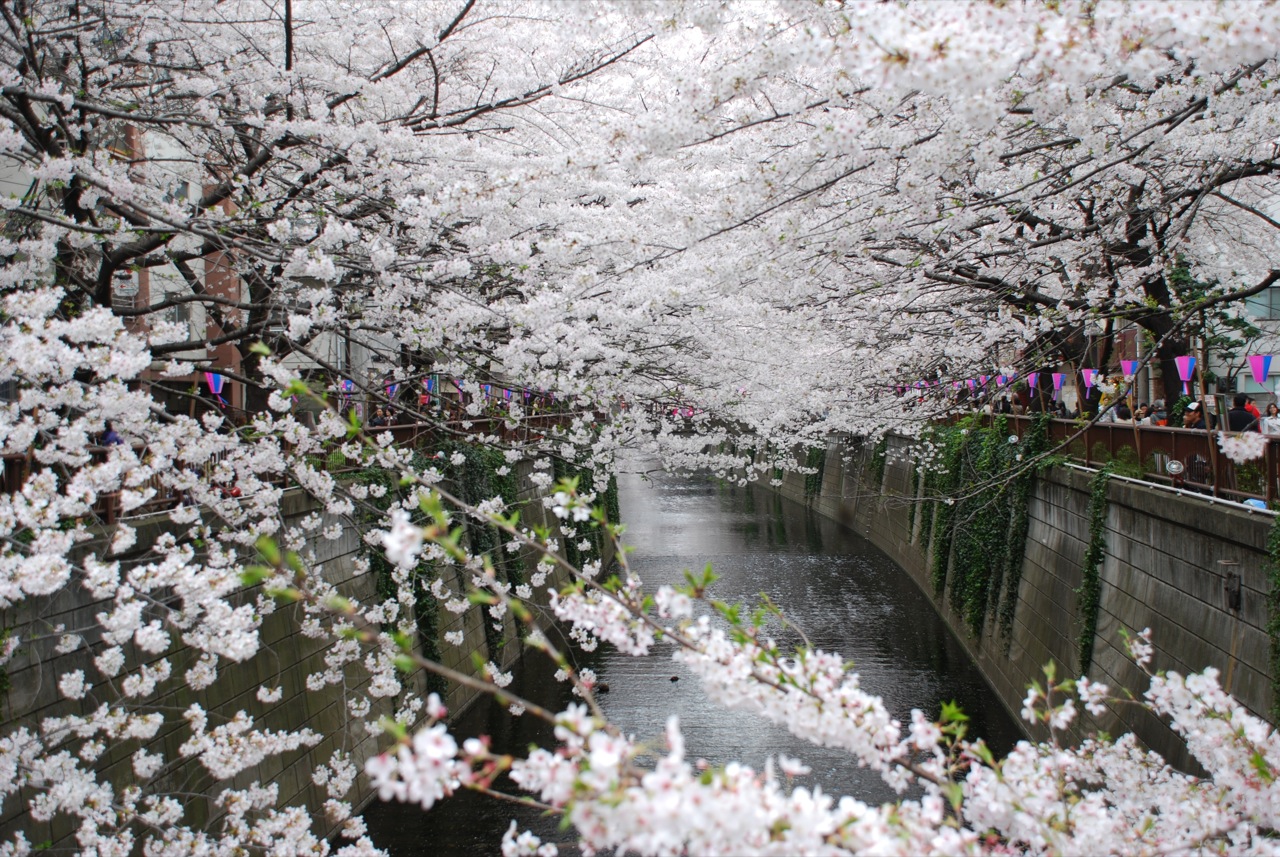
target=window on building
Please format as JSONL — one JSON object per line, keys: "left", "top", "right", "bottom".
{"left": 1264, "top": 285, "right": 1280, "bottom": 320}
{"left": 164, "top": 302, "right": 191, "bottom": 325}
{"left": 111, "top": 290, "right": 137, "bottom": 313}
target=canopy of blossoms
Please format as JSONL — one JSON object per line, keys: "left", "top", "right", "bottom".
{"left": 0, "top": 0, "right": 1278, "bottom": 853}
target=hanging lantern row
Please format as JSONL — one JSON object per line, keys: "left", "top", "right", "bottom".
{"left": 333, "top": 374, "right": 562, "bottom": 406}
{"left": 894, "top": 352, "right": 1280, "bottom": 401}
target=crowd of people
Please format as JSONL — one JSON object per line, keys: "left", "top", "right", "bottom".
{"left": 974, "top": 390, "right": 1280, "bottom": 435}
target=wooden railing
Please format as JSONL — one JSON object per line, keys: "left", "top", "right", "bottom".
{"left": 999, "top": 415, "right": 1280, "bottom": 504}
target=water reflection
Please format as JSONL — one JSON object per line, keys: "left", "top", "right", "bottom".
{"left": 362, "top": 470, "right": 1021, "bottom": 854}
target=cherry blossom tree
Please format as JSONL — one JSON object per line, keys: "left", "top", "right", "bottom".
{"left": 0, "top": 0, "right": 1279, "bottom": 854}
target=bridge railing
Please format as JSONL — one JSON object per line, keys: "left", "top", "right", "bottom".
{"left": 998, "top": 415, "right": 1279, "bottom": 504}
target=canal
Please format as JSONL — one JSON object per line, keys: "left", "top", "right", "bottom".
{"left": 362, "top": 469, "right": 1022, "bottom": 854}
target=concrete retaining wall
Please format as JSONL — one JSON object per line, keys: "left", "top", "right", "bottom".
{"left": 771, "top": 435, "right": 1275, "bottom": 770}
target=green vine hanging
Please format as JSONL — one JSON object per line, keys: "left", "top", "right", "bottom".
{"left": 354, "top": 463, "right": 447, "bottom": 697}
{"left": 927, "top": 424, "right": 969, "bottom": 596}
{"left": 1077, "top": 462, "right": 1114, "bottom": 677}
{"left": 553, "top": 459, "right": 617, "bottom": 566}
{"left": 435, "top": 442, "right": 524, "bottom": 659}
{"left": 1266, "top": 511, "right": 1280, "bottom": 722}
{"left": 996, "top": 414, "right": 1050, "bottom": 647}
{"left": 946, "top": 422, "right": 1014, "bottom": 636}
{"left": 603, "top": 474, "right": 621, "bottom": 529}
{"left": 923, "top": 414, "right": 1048, "bottom": 638}
{"left": 869, "top": 436, "right": 889, "bottom": 487}
{"left": 906, "top": 463, "right": 919, "bottom": 537}
{"left": 804, "top": 446, "right": 827, "bottom": 498}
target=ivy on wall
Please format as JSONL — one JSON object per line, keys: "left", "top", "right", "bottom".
{"left": 0, "top": 628, "right": 11, "bottom": 718}
{"left": 925, "top": 414, "right": 1050, "bottom": 639}
{"left": 352, "top": 444, "right": 621, "bottom": 695}
{"left": 353, "top": 439, "right": 541, "bottom": 691}
{"left": 603, "top": 475, "right": 621, "bottom": 529}
{"left": 553, "top": 459, "right": 620, "bottom": 566}
{"left": 906, "top": 463, "right": 920, "bottom": 538}
{"left": 804, "top": 446, "right": 827, "bottom": 498}
{"left": 434, "top": 442, "right": 525, "bottom": 659}
{"left": 926, "top": 427, "right": 968, "bottom": 597}
{"left": 947, "top": 425, "right": 1014, "bottom": 635}
{"left": 994, "top": 415, "right": 1049, "bottom": 646}
{"left": 1077, "top": 463, "right": 1114, "bottom": 677}
{"left": 1266, "top": 512, "right": 1280, "bottom": 722}
{"left": 354, "top": 464, "right": 448, "bottom": 698}
{"left": 868, "top": 436, "right": 889, "bottom": 487}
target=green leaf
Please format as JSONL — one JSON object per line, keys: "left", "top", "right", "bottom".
{"left": 256, "top": 536, "right": 281, "bottom": 566}
{"left": 240, "top": 565, "right": 272, "bottom": 587}
{"left": 1250, "top": 751, "right": 1276, "bottom": 784}
{"left": 941, "top": 781, "right": 964, "bottom": 813}
{"left": 379, "top": 717, "right": 408, "bottom": 741}
{"left": 939, "top": 700, "right": 969, "bottom": 723}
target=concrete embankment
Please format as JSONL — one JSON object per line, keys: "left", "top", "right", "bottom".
{"left": 767, "top": 434, "right": 1275, "bottom": 770}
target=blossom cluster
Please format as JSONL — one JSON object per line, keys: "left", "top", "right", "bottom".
{"left": 1, "top": 0, "right": 1280, "bottom": 853}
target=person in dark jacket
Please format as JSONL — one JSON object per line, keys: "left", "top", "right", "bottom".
{"left": 1227, "top": 393, "right": 1259, "bottom": 432}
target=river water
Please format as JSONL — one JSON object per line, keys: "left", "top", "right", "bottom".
{"left": 361, "top": 469, "right": 1022, "bottom": 854}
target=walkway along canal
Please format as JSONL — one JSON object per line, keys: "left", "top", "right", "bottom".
{"left": 362, "top": 467, "right": 1022, "bottom": 855}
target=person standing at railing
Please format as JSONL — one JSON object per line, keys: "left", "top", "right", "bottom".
{"left": 1227, "top": 394, "right": 1260, "bottom": 432}
{"left": 1182, "top": 402, "right": 1209, "bottom": 430}
{"left": 1246, "top": 396, "right": 1262, "bottom": 424}
{"left": 1262, "top": 403, "right": 1280, "bottom": 436}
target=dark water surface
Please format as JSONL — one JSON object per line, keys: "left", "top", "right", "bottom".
{"left": 361, "top": 470, "right": 1022, "bottom": 854}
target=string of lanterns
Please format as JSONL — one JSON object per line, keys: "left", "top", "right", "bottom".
{"left": 894, "top": 355, "right": 1277, "bottom": 401}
